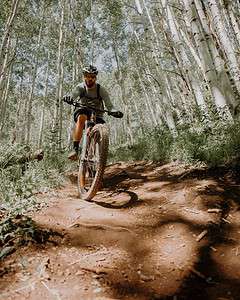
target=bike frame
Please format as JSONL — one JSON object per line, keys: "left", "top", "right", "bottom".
{"left": 80, "top": 110, "right": 96, "bottom": 164}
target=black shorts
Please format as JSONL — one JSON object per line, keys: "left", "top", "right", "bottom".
{"left": 73, "top": 108, "right": 105, "bottom": 124}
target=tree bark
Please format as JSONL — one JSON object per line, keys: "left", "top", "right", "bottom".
{"left": 0, "top": 0, "right": 20, "bottom": 70}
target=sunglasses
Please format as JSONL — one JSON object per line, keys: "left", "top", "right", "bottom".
{"left": 84, "top": 74, "right": 96, "bottom": 79}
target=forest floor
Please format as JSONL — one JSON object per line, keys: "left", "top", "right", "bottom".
{"left": 1, "top": 161, "right": 240, "bottom": 300}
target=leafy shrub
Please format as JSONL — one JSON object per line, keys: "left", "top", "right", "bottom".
{"left": 0, "top": 143, "right": 68, "bottom": 215}
{"left": 110, "top": 126, "right": 173, "bottom": 162}
{"left": 110, "top": 119, "right": 240, "bottom": 167}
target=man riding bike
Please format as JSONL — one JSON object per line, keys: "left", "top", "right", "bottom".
{"left": 63, "top": 65, "right": 123, "bottom": 160}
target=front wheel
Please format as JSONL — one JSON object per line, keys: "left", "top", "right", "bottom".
{"left": 78, "top": 124, "right": 109, "bottom": 200}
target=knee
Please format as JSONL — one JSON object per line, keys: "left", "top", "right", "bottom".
{"left": 77, "top": 114, "right": 87, "bottom": 125}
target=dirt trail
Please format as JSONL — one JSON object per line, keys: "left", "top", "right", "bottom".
{"left": 1, "top": 161, "right": 240, "bottom": 300}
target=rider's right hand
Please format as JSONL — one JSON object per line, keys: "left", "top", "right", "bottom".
{"left": 62, "top": 96, "right": 73, "bottom": 105}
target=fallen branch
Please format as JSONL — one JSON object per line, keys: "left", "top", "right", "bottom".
{"left": 207, "top": 208, "right": 222, "bottom": 213}
{"left": 1, "top": 149, "right": 44, "bottom": 169}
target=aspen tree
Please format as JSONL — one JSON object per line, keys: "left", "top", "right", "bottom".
{"left": 160, "top": 1, "right": 207, "bottom": 123}
{"left": 0, "top": 37, "right": 11, "bottom": 110}
{"left": 0, "top": 62, "right": 13, "bottom": 133}
{"left": 26, "top": 10, "right": 45, "bottom": 144}
{"left": 141, "top": 0, "right": 177, "bottom": 134}
{"left": 182, "top": 0, "right": 233, "bottom": 120}
{"left": 195, "top": 0, "right": 238, "bottom": 115}
{"left": 207, "top": 0, "right": 240, "bottom": 98}
{"left": 38, "top": 53, "right": 50, "bottom": 148}
{"left": 52, "top": 0, "right": 66, "bottom": 151}
{"left": 0, "top": 0, "right": 20, "bottom": 71}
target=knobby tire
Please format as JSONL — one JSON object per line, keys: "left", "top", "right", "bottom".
{"left": 78, "top": 124, "right": 109, "bottom": 201}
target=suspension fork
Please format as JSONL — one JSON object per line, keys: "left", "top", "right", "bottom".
{"left": 80, "top": 120, "right": 89, "bottom": 161}
{"left": 80, "top": 111, "right": 96, "bottom": 162}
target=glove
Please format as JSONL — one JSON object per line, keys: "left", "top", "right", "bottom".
{"left": 109, "top": 111, "right": 124, "bottom": 118}
{"left": 62, "top": 96, "right": 73, "bottom": 105}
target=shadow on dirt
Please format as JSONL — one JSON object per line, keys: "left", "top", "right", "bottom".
{"left": 88, "top": 190, "right": 139, "bottom": 209}
{"left": 93, "top": 162, "right": 240, "bottom": 299}
{"left": 63, "top": 162, "right": 240, "bottom": 299}
{"left": 2, "top": 161, "right": 240, "bottom": 299}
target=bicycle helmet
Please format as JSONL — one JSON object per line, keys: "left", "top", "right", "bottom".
{"left": 83, "top": 65, "right": 98, "bottom": 75}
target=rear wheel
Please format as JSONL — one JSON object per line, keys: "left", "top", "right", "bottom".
{"left": 78, "top": 124, "right": 109, "bottom": 200}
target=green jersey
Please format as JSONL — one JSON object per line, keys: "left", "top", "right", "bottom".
{"left": 71, "top": 82, "right": 115, "bottom": 117}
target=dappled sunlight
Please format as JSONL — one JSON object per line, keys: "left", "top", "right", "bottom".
{"left": 2, "top": 161, "right": 240, "bottom": 299}
{"left": 211, "top": 244, "right": 240, "bottom": 280}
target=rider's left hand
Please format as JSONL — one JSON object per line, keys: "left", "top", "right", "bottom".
{"left": 109, "top": 110, "right": 124, "bottom": 118}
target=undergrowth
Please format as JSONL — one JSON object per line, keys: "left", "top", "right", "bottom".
{"left": 0, "top": 215, "right": 60, "bottom": 261}
{"left": 110, "top": 119, "right": 240, "bottom": 167}
{"left": 0, "top": 144, "right": 68, "bottom": 216}
{"left": 0, "top": 144, "right": 67, "bottom": 260}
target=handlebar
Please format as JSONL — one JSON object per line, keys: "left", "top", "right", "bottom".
{"left": 62, "top": 96, "right": 123, "bottom": 118}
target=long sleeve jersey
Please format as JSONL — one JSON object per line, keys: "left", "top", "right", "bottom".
{"left": 71, "top": 82, "right": 115, "bottom": 117}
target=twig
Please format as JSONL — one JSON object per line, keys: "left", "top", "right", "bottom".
{"left": 77, "top": 267, "right": 107, "bottom": 275}
{"left": 41, "top": 281, "right": 62, "bottom": 300}
{"left": 190, "top": 267, "right": 206, "bottom": 279}
{"left": 222, "top": 218, "right": 231, "bottom": 224}
{"left": 207, "top": 208, "right": 222, "bottom": 213}
{"left": 210, "top": 246, "right": 217, "bottom": 252}
{"left": 196, "top": 230, "right": 208, "bottom": 242}
{"left": 183, "top": 208, "right": 200, "bottom": 214}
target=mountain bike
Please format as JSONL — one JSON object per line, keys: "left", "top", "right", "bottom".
{"left": 65, "top": 101, "right": 123, "bottom": 200}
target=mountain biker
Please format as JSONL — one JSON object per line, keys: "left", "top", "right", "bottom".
{"left": 63, "top": 65, "right": 123, "bottom": 160}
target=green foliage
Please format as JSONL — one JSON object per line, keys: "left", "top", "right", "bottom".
{"left": 110, "top": 126, "right": 173, "bottom": 162}
{"left": 111, "top": 120, "right": 240, "bottom": 167}
{"left": 0, "top": 214, "right": 59, "bottom": 260}
{"left": 0, "top": 143, "right": 67, "bottom": 215}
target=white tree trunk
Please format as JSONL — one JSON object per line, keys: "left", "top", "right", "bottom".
{"left": 207, "top": 0, "right": 240, "bottom": 96}
{"left": 0, "top": 0, "right": 20, "bottom": 68}
{"left": 26, "top": 8, "right": 45, "bottom": 144}
{"left": 135, "top": 0, "right": 143, "bottom": 15}
{"left": 38, "top": 53, "right": 50, "bottom": 148}
{"left": 0, "top": 62, "right": 13, "bottom": 133}
{"left": 53, "top": 0, "right": 66, "bottom": 151}
{"left": 182, "top": 0, "right": 233, "bottom": 120}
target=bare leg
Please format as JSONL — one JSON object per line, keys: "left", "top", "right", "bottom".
{"left": 68, "top": 114, "right": 88, "bottom": 160}
{"left": 73, "top": 114, "right": 87, "bottom": 142}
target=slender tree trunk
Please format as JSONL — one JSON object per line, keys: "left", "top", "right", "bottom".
{"left": 182, "top": 0, "right": 233, "bottom": 120}
{"left": 0, "top": 62, "right": 13, "bottom": 133}
{"left": 53, "top": 0, "right": 65, "bottom": 151}
{"left": 0, "top": 0, "right": 19, "bottom": 69}
{"left": 0, "top": 37, "right": 11, "bottom": 110}
{"left": 140, "top": 1, "right": 178, "bottom": 134}
{"left": 26, "top": 8, "right": 45, "bottom": 144}
{"left": 207, "top": 0, "right": 240, "bottom": 96}
{"left": 135, "top": 0, "right": 143, "bottom": 14}
{"left": 112, "top": 42, "right": 134, "bottom": 145}
{"left": 38, "top": 53, "right": 50, "bottom": 148}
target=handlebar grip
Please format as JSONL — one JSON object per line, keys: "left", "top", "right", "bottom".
{"left": 109, "top": 111, "right": 124, "bottom": 118}
{"left": 62, "top": 96, "right": 73, "bottom": 105}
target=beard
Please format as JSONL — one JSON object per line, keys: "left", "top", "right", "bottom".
{"left": 85, "top": 80, "right": 95, "bottom": 88}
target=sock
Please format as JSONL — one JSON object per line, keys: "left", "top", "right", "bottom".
{"left": 73, "top": 141, "right": 79, "bottom": 152}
